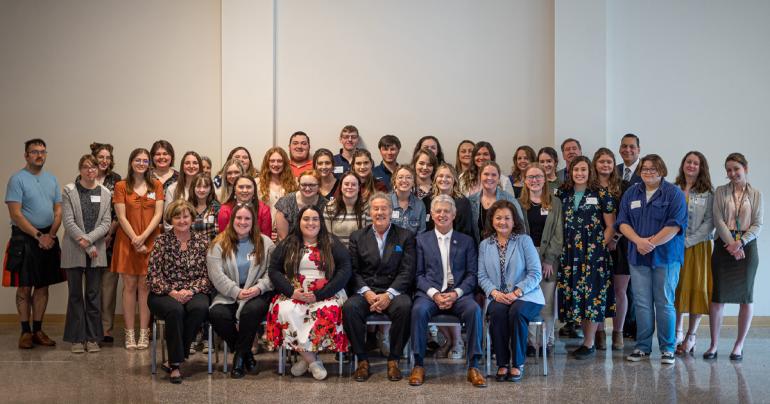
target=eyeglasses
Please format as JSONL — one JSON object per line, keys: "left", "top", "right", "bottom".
{"left": 96, "top": 156, "right": 112, "bottom": 161}
{"left": 299, "top": 183, "right": 319, "bottom": 189}
{"left": 27, "top": 150, "right": 47, "bottom": 156}
{"left": 235, "top": 202, "right": 254, "bottom": 209}
{"left": 640, "top": 168, "right": 658, "bottom": 174}
{"left": 525, "top": 175, "right": 545, "bottom": 181}
{"left": 133, "top": 159, "right": 150, "bottom": 165}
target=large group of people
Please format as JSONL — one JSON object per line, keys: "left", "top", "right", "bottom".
{"left": 2, "top": 128, "right": 763, "bottom": 386}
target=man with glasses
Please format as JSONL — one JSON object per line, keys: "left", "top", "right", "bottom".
{"left": 333, "top": 125, "right": 360, "bottom": 178}
{"left": 4, "top": 138, "right": 65, "bottom": 349}
{"left": 289, "top": 131, "right": 313, "bottom": 177}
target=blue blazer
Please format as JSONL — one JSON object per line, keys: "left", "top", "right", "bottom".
{"left": 415, "top": 230, "right": 477, "bottom": 300}
{"left": 468, "top": 189, "right": 524, "bottom": 244}
{"left": 616, "top": 163, "right": 642, "bottom": 186}
{"left": 477, "top": 234, "right": 544, "bottom": 305}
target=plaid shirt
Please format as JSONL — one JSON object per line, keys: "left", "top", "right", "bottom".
{"left": 192, "top": 200, "right": 220, "bottom": 242}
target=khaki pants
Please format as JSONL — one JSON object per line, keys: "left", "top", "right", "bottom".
{"left": 100, "top": 270, "right": 120, "bottom": 335}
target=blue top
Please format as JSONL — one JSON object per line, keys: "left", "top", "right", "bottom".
{"left": 5, "top": 168, "right": 62, "bottom": 229}
{"left": 389, "top": 192, "right": 426, "bottom": 234}
{"left": 372, "top": 162, "right": 394, "bottom": 192}
{"left": 333, "top": 151, "right": 352, "bottom": 179}
{"left": 615, "top": 180, "right": 688, "bottom": 267}
{"left": 236, "top": 238, "right": 254, "bottom": 287}
{"left": 477, "top": 234, "right": 544, "bottom": 305}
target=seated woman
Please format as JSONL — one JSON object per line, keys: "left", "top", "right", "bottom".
{"left": 323, "top": 171, "right": 370, "bottom": 247}
{"left": 208, "top": 202, "right": 275, "bottom": 378}
{"left": 146, "top": 199, "right": 212, "bottom": 384}
{"left": 477, "top": 200, "right": 544, "bottom": 382}
{"left": 266, "top": 206, "right": 351, "bottom": 380}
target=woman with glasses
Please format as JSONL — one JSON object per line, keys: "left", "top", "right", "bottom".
{"left": 111, "top": 148, "right": 164, "bottom": 349}
{"left": 274, "top": 170, "right": 328, "bottom": 240}
{"left": 389, "top": 165, "right": 427, "bottom": 234}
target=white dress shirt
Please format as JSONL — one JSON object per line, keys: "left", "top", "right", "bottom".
{"left": 427, "top": 229, "right": 464, "bottom": 299}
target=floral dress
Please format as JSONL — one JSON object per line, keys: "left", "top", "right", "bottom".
{"left": 264, "top": 244, "right": 348, "bottom": 352}
{"left": 556, "top": 187, "right": 616, "bottom": 323}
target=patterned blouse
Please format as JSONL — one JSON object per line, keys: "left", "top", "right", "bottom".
{"left": 495, "top": 234, "right": 517, "bottom": 293}
{"left": 192, "top": 200, "right": 221, "bottom": 241}
{"left": 147, "top": 230, "right": 212, "bottom": 295}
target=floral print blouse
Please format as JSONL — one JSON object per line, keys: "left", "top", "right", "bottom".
{"left": 147, "top": 230, "right": 212, "bottom": 295}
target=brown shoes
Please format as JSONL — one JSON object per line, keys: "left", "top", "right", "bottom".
{"left": 32, "top": 330, "right": 56, "bottom": 346}
{"left": 387, "top": 360, "right": 402, "bottom": 381}
{"left": 467, "top": 367, "right": 487, "bottom": 388}
{"left": 353, "top": 360, "right": 370, "bottom": 382}
{"left": 19, "top": 332, "right": 33, "bottom": 349}
{"left": 596, "top": 330, "right": 607, "bottom": 350}
{"left": 612, "top": 331, "right": 625, "bottom": 350}
{"left": 408, "top": 366, "right": 425, "bottom": 386}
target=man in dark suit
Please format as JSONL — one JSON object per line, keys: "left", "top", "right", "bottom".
{"left": 616, "top": 133, "right": 642, "bottom": 185}
{"left": 556, "top": 137, "right": 582, "bottom": 183}
{"left": 615, "top": 133, "right": 641, "bottom": 343}
{"left": 407, "top": 195, "right": 486, "bottom": 387}
{"left": 344, "top": 192, "right": 416, "bottom": 382}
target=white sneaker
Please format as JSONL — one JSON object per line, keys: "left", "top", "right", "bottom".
{"left": 86, "top": 341, "right": 100, "bottom": 353}
{"left": 308, "top": 361, "right": 328, "bottom": 380}
{"left": 449, "top": 341, "right": 465, "bottom": 360}
{"left": 201, "top": 339, "right": 209, "bottom": 354}
{"left": 661, "top": 352, "right": 676, "bottom": 364}
{"left": 291, "top": 359, "right": 309, "bottom": 376}
{"left": 626, "top": 349, "right": 650, "bottom": 362}
{"left": 71, "top": 342, "right": 85, "bottom": 354}
{"left": 189, "top": 342, "right": 197, "bottom": 355}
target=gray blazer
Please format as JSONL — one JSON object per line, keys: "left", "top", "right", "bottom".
{"left": 208, "top": 234, "right": 275, "bottom": 320}
{"left": 60, "top": 183, "right": 112, "bottom": 268}
{"left": 521, "top": 197, "right": 564, "bottom": 271}
{"left": 713, "top": 184, "right": 763, "bottom": 245}
{"left": 469, "top": 189, "right": 524, "bottom": 243}
{"left": 684, "top": 190, "right": 714, "bottom": 248}
{"left": 477, "top": 234, "right": 544, "bottom": 305}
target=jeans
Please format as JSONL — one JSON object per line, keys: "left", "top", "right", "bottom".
{"left": 629, "top": 263, "right": 680, "bottom": 353}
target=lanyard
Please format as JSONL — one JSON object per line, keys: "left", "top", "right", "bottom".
{"left": 731, "top": 184, "right": 749, "bottom": 238}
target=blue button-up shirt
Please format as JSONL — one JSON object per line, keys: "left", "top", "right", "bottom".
{"left": 615, "top": 180, "right": 688, "bottom": 267}
{"left": 389, "top": 192, "right": 426, "bottom": 234}
{"left": 333, "top": 150, "right": 352, "bottom": 179}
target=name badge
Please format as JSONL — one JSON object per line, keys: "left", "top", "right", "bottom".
{"left": 147, "top": 192, "right": 156, "bottom": 200}
{"left": 553, "top": 188, "right": 559, "bottom": 195}
{"left": 692, "top": 197, "right": 704, "bottom": 205}
{"left": 540, "top": 208, "right": 549, "bottom": 216}
{"left": 426, "top": 214, "right": 430, "bottom": 222}
{"left": 631, "top": 200, "right": 641, "bottom": 209}
{"left": 247, "top": 253, "right": 256, "bottom": 262}
{"left": 90, "top": 195, "right": 101, "bottom": 203}
{"left": 586, "top": 197, "right": 598, "bottom": 205}
{"left": 333, "top": 166, "right": 343, "bottom": 174}
{"left": 391, "top": 211, "right": 400, "bottom": 219}
{"left": 206, "top": 215, "right": 215, "bottom": 224}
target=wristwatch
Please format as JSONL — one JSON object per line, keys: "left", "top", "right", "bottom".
{"left": 513, "top": 288, "right": 523, "bottom": 298}
{"left": 386, "top": 291, "right": 395, "bottom": 300}
{"left": 35, "top": 231, "right": 42, "bottom": 239}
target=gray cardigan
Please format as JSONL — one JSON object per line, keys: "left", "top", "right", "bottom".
{"left": 521, "top": 197, "right": 564, "bottom": 271}
{"left": 469, "top": 189, "right": 524, "bottom": 243}
{"left": 61, "top": 183, "right": 113, "bottom": 268}
{"left": 713, "top": 184, "right": 763, "bottom": 245}
{"left": 208, "top": 234, "right": 275, "bottom": 320}
{"left": 684, "top": 190, "right": 714, "bottom": 248}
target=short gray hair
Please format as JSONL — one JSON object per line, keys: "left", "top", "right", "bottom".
{"left": 369, "top": 192, "right": 392, "bottom": 208}
{"left": 430, "top": 194, "right": 456, "bottom": 214}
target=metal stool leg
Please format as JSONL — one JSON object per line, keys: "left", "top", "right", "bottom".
{"left": 151, "top": 321, "right": 158, "bottom": 374}
{"left": 278, "top": 346, "right": 285, "bottom": 375}
{"left": 160, "top": 322, "right": 166, "bottom": 366}
{"left": 207, "top": 323, "right": 213, "bottom": 375}
{"left": 222, "top": 340, "right": 229, "bottom": 373}
{"left": 338, "top": 352, "right": 343, "bottom": 376}
{"left": 541, "top": 322, "right": 548, "bottom": 376}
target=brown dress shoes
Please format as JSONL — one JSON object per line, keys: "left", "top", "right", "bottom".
{"left": 408, "top": 366, "right": 425, "bottom": 386}
{"left": 387, "top": 360, "right": 402, "bottom": 381}
{"left": 19, "top": 332, "right": 33, "bottom": 349}
{"left": 353, "top": 360, "right": 370, "bottom": 382}
{"left": 32, "top": 330, "right": 56, "bottom": 346}
{"left": 467, "top": 367, "right": 487, "bottom": 387}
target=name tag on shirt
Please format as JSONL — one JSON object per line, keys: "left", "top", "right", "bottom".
{"left": 206, "top": 215, "right": 215, "bottom": 224}
{"left": 691, "top": 197, "right": 704, "bottom": 205}
{"left": 90, "top": 195, "right": 101, "bottom": 203}
{"left": 391, "top": 211, "right": 400, "bottom": 219}
{"left": 247, "top": 253, "right": 256, "bottom": 262}
{"left": 631, "top": 200, "right": 641, "bottom": 209}
{"left": 147, "top": 192, "right": 156, "bottom": 200}
{"left": 426, "top": 214, "right": 430, "bottom": 222}
{"left": 333, "top": 166, "right": 343, "bottom": 174}
{"left": 540, "top": 208, "right": 549, "bottom": 216}
{"left": 553, "top": 188, "right": 559, "bottom": 195}
{"left": 586, "top": 197, "right": 598, "bottom": 205}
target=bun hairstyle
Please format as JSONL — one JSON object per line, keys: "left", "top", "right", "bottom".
{"left": 90, "top": 142, "right": 115, "bottom": 172}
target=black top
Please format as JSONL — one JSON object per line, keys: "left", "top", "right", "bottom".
{"left": 76, "top": 182, "right": 102, "bottom": 234}
{"left": 268, "top": 235, "right": 351, "bottom": 301}
{"left": 478, "top": 205, "right": 489, "bottom": 239}
{"left": 526, "top": 203, "right": 547, "bottom": 247}
{"left": 347, "top": 224, "right": 416, "bottom": 294}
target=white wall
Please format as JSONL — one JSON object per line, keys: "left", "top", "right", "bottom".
{"left": 606, "top": 0, "right": 770, "bottom": 315}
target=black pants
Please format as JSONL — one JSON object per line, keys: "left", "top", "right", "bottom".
{"left": 342, "top": 293, "right": 411, "bottom": 360}
{"left": 209, "top": 292, "right": 273, "bottom": 355}
{"left": 489, "top": 299, "right": 543, "bottom": 368}
{"left": 148, "top": 293, "right": 210, "bottom": 364}
{"left": 63, "top": 266, "right": 104, "bottom": 343}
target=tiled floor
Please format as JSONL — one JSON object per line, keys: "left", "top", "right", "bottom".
{"left": 0, "top": 324, "right": 767, "bottom": 403}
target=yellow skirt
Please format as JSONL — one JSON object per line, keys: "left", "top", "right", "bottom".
{"left": 675, "top": 240, "right": 713, "bottom": 314}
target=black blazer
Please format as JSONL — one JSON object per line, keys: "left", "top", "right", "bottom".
{"left": 268, "top": 235, "right": 351, "bottom": 301}
{"left": 616, "top": 163, "right": 642, "bottom": 186}
{"left": 348, "top": 224, "right": 416, "bottom": 294}
{"left": 422, "top": 195, "right": 474, "bottom": 240}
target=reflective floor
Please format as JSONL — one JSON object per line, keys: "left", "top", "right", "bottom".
{"left": 0, "top": 324, "right": 767, "bottom": 403}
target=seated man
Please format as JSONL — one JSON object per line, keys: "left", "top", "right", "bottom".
{"left": 408, "top": 195, "right": 486, "bottom": 387}
{"left": 343, "top": 192, "right": 416, "bottom": 382}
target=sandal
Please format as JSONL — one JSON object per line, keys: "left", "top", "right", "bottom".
{"left": 495, "top": 366, "right": 509, "bottom": 382}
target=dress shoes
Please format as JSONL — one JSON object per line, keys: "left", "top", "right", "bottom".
{"left": 230, "top": 353, "right": 246, "bottom": 379}
{"left": 32, "top": 330, "right": 56, "bottom": 346}
{"left": 495, "top": 367, "right": 510, "bottom": 382}
{"left": 408, "top": 366, "right": 425, "bottom": 386}
{"left": 595, "top": 330, "right": 607, "bottom": 350}
{"left": 509, "top": 366, "right": 524, "bottom": 382}
{"left": 467, "top": 368, "right": 487, "bottom": 388}
{"left": 19, "top": 332, "right": 33, "bottom": 349}
{"left": 387, "top": 360, "right": 402, "bottom": 381}
{"left": 730, "top": 351, "right": 743, "bottom": 361}
{"left": 353, "top": 360, "right": 370, "bottom": 382}
{"left": 702, "top": 351, "right": 718, "bottom": 360}
{"left": 245, "top": 352, "right": 258, "bottom": 373}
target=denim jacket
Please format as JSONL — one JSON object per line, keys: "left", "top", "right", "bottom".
{"left": 389, "top": 192, "right": 426, "bottom": 234}
{"left": 684, "top": 190, "right": 714, "bottom": 248}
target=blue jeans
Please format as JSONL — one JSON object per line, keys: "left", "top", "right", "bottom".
{"left": 629, "top": 263, "right": 680, "bottom": 354}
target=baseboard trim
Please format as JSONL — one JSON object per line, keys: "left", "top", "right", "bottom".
{"left": 1, "top": 314, "right": 769, "bottom": 327}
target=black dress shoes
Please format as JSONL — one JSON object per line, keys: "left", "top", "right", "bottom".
{"left": 729, "top": 351, "right": 743, "bottom": 361}
{"left": 245, "top": 352, "right": 258, "bottom": 373}
{"left": 230, "top": 353, "right": 246, "bottom": 379}
{"left": 703, "top": 351, "right": 718, "bottom": 360}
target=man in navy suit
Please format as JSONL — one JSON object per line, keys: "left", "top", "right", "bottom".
{"left": 344, "top": 192, "right": 416, "bottom": 382}
{"left": 616, "top": 133, "right": 642, "bottom": 185}
{"left": 407, "top": 195, "right": 486, "bottom": 387}
{"left": 615, "top": 133, "right": 641, "bottom": 342}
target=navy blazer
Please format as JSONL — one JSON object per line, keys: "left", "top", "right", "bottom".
{"left": 415, "top": 230, "right": 477, "bottom": 300}
{"left": 616, "top": 163, "right": 642, "bottom": 186}
{"left": 348, "top": 224, "right": 416, "bottom": 294}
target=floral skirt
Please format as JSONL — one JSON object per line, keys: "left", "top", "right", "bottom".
{"left": 264, "top": 292, "right": 348, "bottom": 353}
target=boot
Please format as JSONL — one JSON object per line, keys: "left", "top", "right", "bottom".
{"left": 612, "top": 331, "right": 624, "bottom": 350}
{"left": 595, "top": 330, "right": 607, "bottom": 350}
